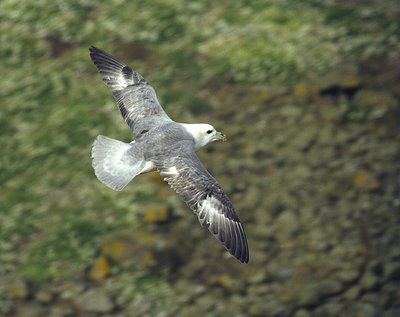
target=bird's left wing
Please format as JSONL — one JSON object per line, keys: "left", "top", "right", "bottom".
{"left": 154, "top": 145, "right": 249, "bottom": 263}
{"left": 89, "top": 46, "right": 172, "bottom": 136}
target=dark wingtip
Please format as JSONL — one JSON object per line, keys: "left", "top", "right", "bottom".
{"left": 89, "top": 46, "right": 103, "bottom": 58}
{"left": 89, "top": 46, "right": 99, "bottom": 61}
{"left": 240, "top": 248, "right": 249, "bottom": 263}
{"left": 230, "top": 251, "right": 249, "bottom": 263}
{"left": 89, "top": 46, "right": 98, "bottom": 52}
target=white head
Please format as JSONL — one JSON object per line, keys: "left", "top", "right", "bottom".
{"left": 181, "top": 123, "right": 227, "bottom": 150}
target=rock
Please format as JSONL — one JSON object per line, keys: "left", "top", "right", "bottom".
{"left": 274, "top": 211, "right": 298, "bottom": 240}
{"left": 319, "top": 64, "right": 361, "bottom": 91}
{"left": 247, "top": 271, "right": 267, "bottom": 284}
{"left": 353, "top": 89, "right": 397, "bottom": 119}
{"left": 319, "top": 100, "right": 344, "bottom": 122}
{"left": 15, "top": 303, "right": 44, "bottom": 317}
{"left": 314, "top": 302, "right": 342, "bottom": 316}
{"left": 78, "top": 288, "right": 114, "bottom": 314}
{"left": 55, "top": 281, "right": 84, "bottom": 300}
{"left": 294, "top": 309, "right": 311, "bottom": 317}
{"left": 353, "top": 89, "right": 396, "bottom": 109}
{"left": 276, "top": 267, "right": 293, "bottom": 281}
{"left": 359, "top": 270, "right": 379, "bottom": 290}
{"left": 48, "top": 300, "right": 76, "bottom": 317}
{"left": 126, "top": 299, "right": 154, "bottom": 316}
{"left": 361, "top": 303, "right": 379, "bottom": 317}
{"left": 36, "top": 289, "right": 53, "bottom": 304}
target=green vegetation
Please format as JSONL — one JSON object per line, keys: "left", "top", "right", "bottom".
{"left": 0, "top": 0, "right": 399, "bottom": 311}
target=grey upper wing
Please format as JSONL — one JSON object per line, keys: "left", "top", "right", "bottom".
{"left": 154, "top": 145, "right": 249, "bottom": 263}
{"left": 89, "top": 46, "right": 171, "bottom": 136}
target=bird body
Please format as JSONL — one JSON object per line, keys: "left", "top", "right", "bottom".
{"left": 89, "top": 47, "right": 249, "bottom": 262}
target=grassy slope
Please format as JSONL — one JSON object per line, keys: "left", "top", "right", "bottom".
{"left": 0, "top": 0, "right": 399, "bottom": 283}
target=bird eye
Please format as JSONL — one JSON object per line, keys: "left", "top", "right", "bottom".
{"left": 206, "top": 130, "right": 213, "bottom": 134}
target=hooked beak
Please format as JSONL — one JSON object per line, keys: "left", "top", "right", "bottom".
{"left": 215, "top": 131, "right": 227, "bottom": 142}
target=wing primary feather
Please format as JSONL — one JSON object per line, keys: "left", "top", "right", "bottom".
{"left": 231, "top": 221, "right": 241, "bottom": 259}
{"left": 236, "top": 223, "right": 249, "bottom": 263}
{"left": 155, "top": 148, "right": 249, "bottom": 263}
{"left": 224, "top": 219, "right": 235, "bottom": 253}
{"left": 89, "top": 46, "right": 172, "bottom": 135}
{"left": 234, "top": 222, "right": 246, "bottom": 262}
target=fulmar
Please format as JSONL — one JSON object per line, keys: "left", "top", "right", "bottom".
{"left": 89, "top": 47, "right": 249, "bottom": 263}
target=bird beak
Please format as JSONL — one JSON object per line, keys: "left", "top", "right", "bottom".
{"left": 216, "top": 132, "right": 227, "bottom": 142}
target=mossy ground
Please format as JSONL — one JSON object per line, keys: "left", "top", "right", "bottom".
{"left": 1, "top": 1, "right": 399, "bottom": 316}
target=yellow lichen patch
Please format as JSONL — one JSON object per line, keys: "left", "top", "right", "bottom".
{"left": 211, "top": 274, "right": 235, "bottom": 288}
{"left": 142, "top": 204, "right": 169, "bottom": 224}
{"left": 101, "top": 239, "right": 129, "bottom": 263}
{"left": 340, "top": 73, "right": 360, "bottom": 89}
{"left": 132, "top": 230, "right": 157, "bottom": 246}
{"left": 257, "top": 90, "right": 271, "bottom": 102}
{"left": 293, "top": 82, "right": 319, "bottom": 100}
{"left": 293, "top": 82, "right": 307, "bottom": 97}
{"left": 8, "top": 279, "right": 29, "bottom": 299}
{"left": 100, "top": 230, "right": 159, "bottom": 267}
{"left": 88, "top": 256, "right": 110, "bottom": 281}
{"left": 143, "top": 251, "right": 156, "bottom": 266}
{"left": 353, "top": 169, "right": 381, "bottom": 191}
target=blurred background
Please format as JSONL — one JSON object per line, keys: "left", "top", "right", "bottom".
{"left": 1, "top": 0, "right": 399, "bottom": 316}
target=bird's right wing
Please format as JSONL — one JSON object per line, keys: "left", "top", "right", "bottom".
{"left": 154, "top": 145, "right": 249, "bottom": 263}
{"left": 89, "top": 46, "right": 172, "bottom": 136}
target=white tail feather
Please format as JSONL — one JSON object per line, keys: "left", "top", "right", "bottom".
{"left": 91, "top": 135, "right": 147, "bottom": 191}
